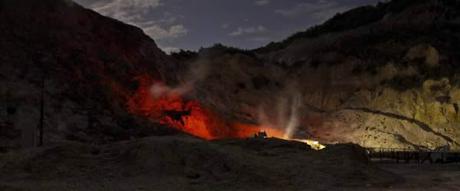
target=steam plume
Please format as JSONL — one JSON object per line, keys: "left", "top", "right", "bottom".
{"left": 283, "top": 93, "right": 302, "bottom": 139}
{"left": 150, "top": 57, "right": 210, "bottom": 98}
{"left": 258, "top": 90, "right": 304, "bottom": 139}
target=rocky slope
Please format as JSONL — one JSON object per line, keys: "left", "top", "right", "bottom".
{"left": 176, "top": 0, "right": 460, "bottom": 150}
{"left": 0, "top": 0, "right": 180, "bottom": 150}
{"left": 0, "top": 1, "right": 459, "bottom": 189}
{"left": 1, "top": 0, "right": 459, "bottom": 151}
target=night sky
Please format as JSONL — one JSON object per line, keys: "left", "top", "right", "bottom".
{"left": 74, "top": 0, "right": 381, "bottom": 52}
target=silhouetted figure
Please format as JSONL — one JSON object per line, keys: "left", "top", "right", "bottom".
{"left": 254, "top": 130, "right": 268, "bottom": 139}
{"left": 164, "top": 110, "right": 191, "bottom": 126}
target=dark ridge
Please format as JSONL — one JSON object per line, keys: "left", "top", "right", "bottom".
{"left": 254, "top": 0, "right": 437, "bottom": 53}
{"left": 199, "top": 43, "right": 256, "bottom": 58}
{"left": 170, "top": 49, "right": 199, "bottom": 62}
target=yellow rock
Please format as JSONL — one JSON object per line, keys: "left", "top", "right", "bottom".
{"left": 405, "top": 44, "right": 440, "bottom": 67}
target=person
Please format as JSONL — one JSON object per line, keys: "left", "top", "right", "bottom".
{"left": 164, "top": 110, "right": 191, "bottom": 126}
{"left": 254, "top": 130, "right": 267, "bottom": 139}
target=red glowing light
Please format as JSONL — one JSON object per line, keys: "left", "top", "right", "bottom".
{"left": 127, "top": 75, "right": 279, "bottom": 140}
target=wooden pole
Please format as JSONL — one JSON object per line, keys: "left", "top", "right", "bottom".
{"left": 38, "top": 75, "right": 44, "bottom": 146}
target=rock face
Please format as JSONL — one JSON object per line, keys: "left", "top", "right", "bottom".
{"left": 0, "top": 0, "right": 178, "bottom": 150}
{"left": 177, "top": 0, "right": 460, "bottom": 150}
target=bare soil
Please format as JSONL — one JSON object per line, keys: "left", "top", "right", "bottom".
{"left": 1, "top": 136, "right": 458, "bottom": 191}
{"left": 371, "top": 164, "right": 460, "bottom": 191}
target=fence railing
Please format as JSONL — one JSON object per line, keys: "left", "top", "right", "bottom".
{"left": 365, "top": 147, "right": 460, "bottom": 164}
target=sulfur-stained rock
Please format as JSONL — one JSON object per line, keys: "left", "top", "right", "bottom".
{"left": 405, "top": 44, "right": 440, "bottom": 68}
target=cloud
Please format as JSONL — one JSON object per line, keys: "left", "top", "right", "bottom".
{"left": 275, "top": 0, "right": 349, "bottom": 22}
{"left": 83, "top": 0, "right": 188, "bottom": 42}
{"left": 221, "top": 23, "right": 230, "bottom": 29}
{"left": 255, "top": 0, "right": 270, "bottom": 6}
{"left": 229, "top": 25, "right": 267, "bottom": 37}
{"left": 144, "top": 24, "right": 188, "bottom": 40}
{"left": 91, "top": 0, "right": 162, "bottom": 24}
{"left": 160, "top": 46, "right": 181, "bottom": 54}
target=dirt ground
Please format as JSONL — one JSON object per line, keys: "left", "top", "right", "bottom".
{"left": 371, "top": 164, "right": 460, "bottom": 191}
{"left": 0, "top": 136, "right": 459, "bottom": 191}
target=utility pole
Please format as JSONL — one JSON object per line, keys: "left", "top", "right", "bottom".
{"left": 38, "top": 74, "right": 45, "bottom": 146}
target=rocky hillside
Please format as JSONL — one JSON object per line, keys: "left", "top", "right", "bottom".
{"left": 0, "top": 0, "right": 179, "bottom": 150}
{"left": 176, "top": 0, "right": 460, "bottom": 150}
{"left": 2, "top": 0, "right": 460, "bottom": 151}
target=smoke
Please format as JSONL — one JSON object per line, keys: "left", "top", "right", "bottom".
{"left": 283, "top": 93, "right": 302, "bottom": 139}
{"left": 257, "top": 87, "right": 304, "bottom": 139}
{"left": 150, "top": 82, "right": 190, "bottom": 98}
{"left": 185, "top": 58, "right": 210, "bottom": 84}
{"left": 150, "top": 55, "right": 210, "bottom": 98}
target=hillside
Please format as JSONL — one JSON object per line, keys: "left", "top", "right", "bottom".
{"left": 1, "top": 0, "right": 459, "bottom": 153}
{"left": 0, "top": 0, "right": 180, "bottom": 150}
{"left": 176, "top": 0, "right": 460, "bottom": 150}
{"left": 1, "top": 0, "right": 460, "bottom": 190}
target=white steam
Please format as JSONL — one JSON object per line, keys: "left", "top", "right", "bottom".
{"left": 150, "top": 56, "right": 210, "bottom": 98}
{"left": 149, "top": 82, "right": 190, "bottom": 98}
{"left": 283, "top": 93, "right": 302, "bottom": 139}
{"left": 258, "top": 90, "right": 304, "bottom": 139}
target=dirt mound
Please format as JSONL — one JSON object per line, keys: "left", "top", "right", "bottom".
{"left": 0, "top": 136, "right": 398, "bottom": 190}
